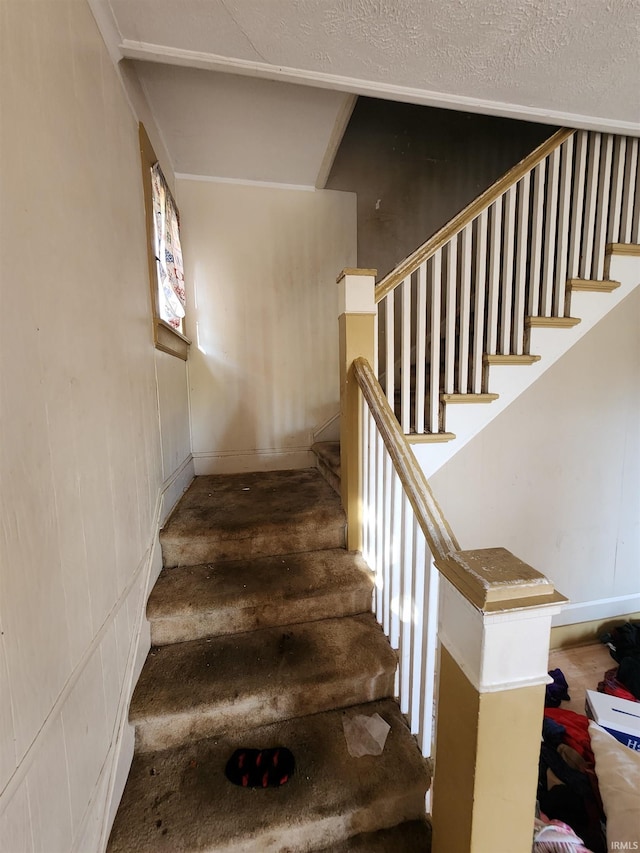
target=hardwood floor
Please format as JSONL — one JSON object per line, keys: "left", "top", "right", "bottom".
{"left": 548, "top": 643, "right": 614, "bottom": 715}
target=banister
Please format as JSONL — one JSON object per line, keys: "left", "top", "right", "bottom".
{"left": 352, "top": 356, "right": 459, "bottom": 562}
{"left": 375, "top": 127, "right": 575, "bottom": 302}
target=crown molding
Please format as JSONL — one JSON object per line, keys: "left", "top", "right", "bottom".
{"left": 120, "top": 40, "right": 640, "bottom": 137}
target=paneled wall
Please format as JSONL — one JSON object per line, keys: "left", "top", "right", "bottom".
{"left": 178, "top": 180, "right": 356, "bottom": 473}
{"left": 430, "top": 287, "right": 640, "bottom": 625}
{"left": 0, "top": 2, "right": 191, "bottom": 850}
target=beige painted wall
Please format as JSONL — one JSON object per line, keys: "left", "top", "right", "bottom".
{"left": 178, "top": 179, "right": 356, "bottom": 473}
{"left": 430, "top": 287, "right": 640, "bottom": 625}
{"left": 0, "top": 1, "right": 191, "bottom": 850}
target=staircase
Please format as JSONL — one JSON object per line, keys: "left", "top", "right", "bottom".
{"left": 107, "top": 468, "right": 431, "bottom": 852}
{"left": 372, "top": 128, "right": 640, "bottom": 478}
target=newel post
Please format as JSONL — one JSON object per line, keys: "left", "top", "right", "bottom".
{"left": 337, "top": 268, "right": 376, "bottom": 552}
{"left": 430, "top": 548, "right": 567, "bottom": 853}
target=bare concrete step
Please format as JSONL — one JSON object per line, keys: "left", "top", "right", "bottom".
{"left": 148, "top": 549, "right": 373, "bottom": 646}
{"left": 312, "top": 441, "right": 341, "bottom": 495}
{"left": 130, "top": 614, "right": 397, "bottom": 752}
{"left": 161, "top": 469, "right": 346, "bottom": 568}
{"left": 108, "top": 699, "right": 430, "bottom": 853}
{"left": 321, "top": 819, "right": 431, "bottom": 851}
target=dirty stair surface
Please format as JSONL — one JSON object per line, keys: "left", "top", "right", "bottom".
{"left": 148, "top": 548, "right": 372, "bottom": 645}
{"left": 311, "top": 441, "right": 341, "bottom": 495}
{"left": 108, "top": 699, "right": 430, "bottom": 853}
{"left": 130, "top": 613, "right": 397, "bottom": 752}
{"left": 160, "top": 469, "right": 346, "bottom": 567}
{"left": 110, "top": 468, "right": 430, "bottom": 851}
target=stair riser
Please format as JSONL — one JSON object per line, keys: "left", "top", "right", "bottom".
{"left": 134, "top": 671, "right": 396, "bottom": 753}
{"left": 161, "top": 525, "right": 346, "bottom": 568}
{"left": 207, "top": 791, "right": 428, "bottom": 853}
{"left": 150, "top": 587, "right": 373, "bottom": 645}
{"left": 316, "top": 456, "right": 341, "bottom": 496}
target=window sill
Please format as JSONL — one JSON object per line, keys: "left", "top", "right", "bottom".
{"left": 155, "top": 319, "right": 191, "bottom": 361}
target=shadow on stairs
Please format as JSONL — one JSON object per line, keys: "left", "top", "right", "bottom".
{"left": 108, "top": 468, "right": 431, "bottom": 852}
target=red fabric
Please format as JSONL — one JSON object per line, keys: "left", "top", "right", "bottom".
{"left": 598, "top": 667, "right": 638, "bottom": 703}
{"left": 544, "top": 707, "right": 594, "bottom": 765}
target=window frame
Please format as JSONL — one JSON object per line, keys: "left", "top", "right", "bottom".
{"left": 139, "top": 123, "right": 190, "bottom": 361}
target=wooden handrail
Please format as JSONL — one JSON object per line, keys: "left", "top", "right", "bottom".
{"left": 375, "top": 127, "right": 575, "bottom": 302}
{"left": 353, "top": 356, "right": 460, "bottom": 562}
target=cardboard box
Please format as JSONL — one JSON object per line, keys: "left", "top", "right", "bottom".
{"left": 585, "top": 689, "right": 640, "bottom": 752}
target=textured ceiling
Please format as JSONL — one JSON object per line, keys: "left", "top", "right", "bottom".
{"left": 101, "top": 0, "right": 639, "bottom": 130}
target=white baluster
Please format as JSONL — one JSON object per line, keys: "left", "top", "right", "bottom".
{"left": 554, "top": 136, "right": 575, "bottom": 316}
{"left": 500, "top": 185, "right": 516, "bottom": 352}
{"left": 582, "top": 132, "right": 602, "bottom": 278}
{"left": 458, "top": 224, "right": 472, "bottom": 394}
{"left": 541, "top": 146, "right": 560, "bottom": 317}
{"left": 390, "top": 471, "right": 402, "bottom": 650}
{"left": 374, "top": 427, "right": 384, "bottom": 621}
{"left": 633, "top": 146, "right": 640, "bottom": 244}
{"left": 401, "top": 275, "right": 411, "bottom": 433}
{"left": 620, "top": 137, "right": 638, "bottom": 244}
{"left": 399, "top": 492, "right": 413, "bottom": 715}
{"left": 381, "top": 447, "right": 392, "bottom": 636}
{"left": 593, "top": 134, "right": 614, "bottom": 280}
{"left": 414, "top": 262, "right": 427, "bottom": 434}
{"left": 444, "top": 236, "right": 457, "bottom": 394}
{"left": 567, "top": 131, "right": 588, "bottom": 280}
{"left": 419, "top": 553, "right": 440, "bottom": 757}
{"left": 384, "top": 294, "right": 395, "bottom": 409}
{"left": 361, "top": 394, "right": 370, "bottom": 564}
{"left": 528, "top": 160, "right": 546, "bottom": 316}
{"left": 428, "top": 251, "right": 442, "bottom": 433}
{"left": 608, "top": 136, "right": 627, "bottom": 245}
{"left": 373, "top": 309, "right": 379, "bottom": 378}
{"left": 472, "top": 212, "right": 488, "bottom": 393}
{"left": 410, "top": 524, "right": 427, "bottom": 735}
{"left": 487, "top": 196, "right": 502, "bottom": 354}
{"left": 513, "top": 174, "right": 531, "bottom": 354}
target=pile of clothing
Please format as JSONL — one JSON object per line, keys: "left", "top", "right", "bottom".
{"left": 599, "top": 620, "right": 640, "bottom": 702}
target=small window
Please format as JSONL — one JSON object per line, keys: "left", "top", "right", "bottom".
{"left": 139, "top": 124, "right": 190, "bottom": 360}
{"left": 151, "top": 162, "right": 186, "bottom": 334}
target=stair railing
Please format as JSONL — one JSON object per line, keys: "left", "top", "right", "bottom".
{"left": 374, "top": 129, "right": 640, "bottom": 435}
{"left": 339, "top": 269, "right": 567, "bottom": 852}
{"left": 353, "top": 355, "right": 457, "bottom": 756}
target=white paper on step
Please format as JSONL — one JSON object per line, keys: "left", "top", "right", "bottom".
{"left": 342, "top": 713, "right": 391, "bottom": 757}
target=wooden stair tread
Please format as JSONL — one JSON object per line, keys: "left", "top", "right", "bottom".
{"left": 407, "top": 432, "right": 456, "bottom": 443}
{"left": 441, "top": 393, "right": 499, "bottom": 403}
{"left": 525, "top": 316, "right": 581, "bottom": 328}
{"left": 566, "top": 278, "right": 621, "bottom": 292}
{"left": 605, "top": 242, "right": 640, "bottom": 256}
{"left": 483, "top": 354, "right": 541, "bottom": 365}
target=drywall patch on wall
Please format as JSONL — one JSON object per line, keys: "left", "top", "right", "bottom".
{"left": 178, "top": 180, "right": 356, "bottom": 470}
{"left": 429, "top": 287, "right": 640, "bottom": 622}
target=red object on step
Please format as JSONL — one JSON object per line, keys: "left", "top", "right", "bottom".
{"left": 225, "top": 747, "right": 295, "bottom": 788}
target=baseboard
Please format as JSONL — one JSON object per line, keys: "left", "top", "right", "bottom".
{"left": 193, "top": 447, "right": 315, "bottom": 474}
{"left": 550, "top": 594, "right": 640, "bottom": 648}
{"left": 160, "top": 454, "right": 195, "bottom": 526}
{"left": 97, "top": 470, "right": 181, "bottom": 850}
{"left": 312, "top": 411, "right": 341, "bottom": 443}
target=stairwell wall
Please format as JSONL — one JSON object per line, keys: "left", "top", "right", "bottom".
{"left": 429, "top": 287, "right": 640, "bottom": 627}
{"left": 0, "top": 2, "right": 192, "bottom": 850}
{"left": 177, "top": 179, "right": 356, "bottom": 474}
